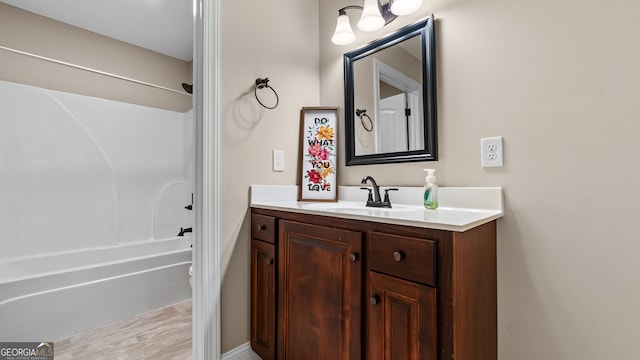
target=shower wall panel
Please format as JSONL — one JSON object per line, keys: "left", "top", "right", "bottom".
{"left": 0, "top": 79, "right": 194, "bottom": 260}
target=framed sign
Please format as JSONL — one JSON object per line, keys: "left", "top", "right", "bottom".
{"left": 298, "top": 107, "right": 339, "bottom": 201}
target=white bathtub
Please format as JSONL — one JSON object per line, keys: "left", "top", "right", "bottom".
{"left": 0, "top": 237, "right": 192, "bottom": 341}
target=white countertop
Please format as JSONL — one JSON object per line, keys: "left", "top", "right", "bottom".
{"left": 250, "top": 185, "right": 504, "bottom": 232}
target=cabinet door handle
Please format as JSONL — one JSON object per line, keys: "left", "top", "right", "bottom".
{"left": 369, "top": 295, "right": 380, "bottom": 306}
{"left": 393, "top": 251, "right": 405, "bottom": 262}
{"left": 258, "top": 224, "right": 267, "bottom": 231}
{"left": 266, "top": 258, "right": 274, "bottom": 266}
{"left": 349, "top": 253, "right": 360, "bottom": 263}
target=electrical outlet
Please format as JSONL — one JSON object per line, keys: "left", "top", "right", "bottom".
{"left": 272, "top": 150, "right": 284, "bottom": 172}
{"left": 481, "top": 137, "right": 503, "bottom": 167}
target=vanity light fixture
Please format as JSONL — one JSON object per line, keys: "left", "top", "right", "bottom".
{"left": 389, "top": 0, "right": 424, "bottom": 16}
{"left": 331, "top": 7, "right": 359, "bottom": 46}
{"left": 358, "top": 0, "right": 386, "bottom": 32}
{"left": 331, "top": 0, "right": 423, "bottom": 45}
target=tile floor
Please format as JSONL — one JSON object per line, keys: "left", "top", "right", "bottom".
{"left": 54, "top": 300, "right": 192, "bottom": 360}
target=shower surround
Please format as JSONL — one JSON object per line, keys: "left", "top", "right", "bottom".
{"left": 0, "top": 79, "right": 193, "bottom": 341}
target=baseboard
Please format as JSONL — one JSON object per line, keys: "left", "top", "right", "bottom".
{"left": 222, "top": 342, "right": 262, "bottom": 360}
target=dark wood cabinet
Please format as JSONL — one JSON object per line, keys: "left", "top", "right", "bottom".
{"left": 277, "top": 220, "right": 362, "bottom": 360}
{"left": 367, "top": 272, "right": 437, "bottom": 360}
{"left": 250, "top": 208, "right": 497, "bottom": 360}
{"left": 367, "top": 232, "right": 438, "bottom": 360}
{"left": 250, "top": 213, "right": 278, "bottom": 360}
{"left": 251, "top": 238, "right": 276, "bottom": 360}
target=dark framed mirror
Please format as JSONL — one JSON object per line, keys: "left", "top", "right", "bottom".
{"left": 344, "top": 15, "right": 436, "bottom": 166}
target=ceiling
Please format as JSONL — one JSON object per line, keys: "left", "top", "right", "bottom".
{"left": 2, "top": 0, "right": 193, "bottom": 61}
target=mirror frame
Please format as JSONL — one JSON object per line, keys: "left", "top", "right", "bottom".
{"left": 344, "top": 15, "right": 437, "bottom": 166}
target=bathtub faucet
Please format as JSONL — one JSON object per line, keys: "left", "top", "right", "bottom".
{"left": 178, "top": 227, "right": 192, "bottom": 236}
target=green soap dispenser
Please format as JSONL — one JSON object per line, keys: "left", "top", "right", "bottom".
{"left": 423, "top": 169, "right": 438, "bottom": 209}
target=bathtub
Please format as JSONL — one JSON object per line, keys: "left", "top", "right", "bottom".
{"left": 0, "top": 237, "right": 192, "bottom": 341}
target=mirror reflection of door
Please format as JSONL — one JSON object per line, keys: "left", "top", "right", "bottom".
{"left": 374, "top": 58, "right": 424, "bottom": 153}
{"left": 378, "top": 90, "right": 408, "bottom": 152}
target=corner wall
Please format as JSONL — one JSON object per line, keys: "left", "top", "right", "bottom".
{"left": 321, "top": 0, "right": 640, "bottom": 359}
{"left": 219, "top": 0, "right": 320, "bottom": 352}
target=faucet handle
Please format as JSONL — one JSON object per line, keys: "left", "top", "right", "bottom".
{"left": 360, "top": 187, "right": 374, "bottom": 205}
{"left": 382, "top": 188, "right": 399, "bottom": 208}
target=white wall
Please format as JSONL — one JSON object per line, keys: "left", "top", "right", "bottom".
{"left": 320, "top": 0, "right": 640, "bottom": 359}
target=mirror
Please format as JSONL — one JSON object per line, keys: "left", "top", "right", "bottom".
{"left": 344, "top": 15, "right": 436, "bottom": 165}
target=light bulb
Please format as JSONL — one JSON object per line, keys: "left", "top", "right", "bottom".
{"left": 331, "top": 14, "right": 356, "bottom": 45}
{"left": 390, "top": 0, "right": 423, "bottom": 16}
{"left": 357, "top": 0, "right": 385, "bottom": 32}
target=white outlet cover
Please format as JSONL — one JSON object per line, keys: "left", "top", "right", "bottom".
{"left": 481, "top": 136, "right": 503, "bottom": 167}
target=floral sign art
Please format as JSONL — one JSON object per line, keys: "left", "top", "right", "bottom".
{"left": 298, "top": 107, "right": 339, "bottom": 201}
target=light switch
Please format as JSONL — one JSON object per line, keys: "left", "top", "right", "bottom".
{"left": 273, "top": 150, "right": 284, "bottom": 172}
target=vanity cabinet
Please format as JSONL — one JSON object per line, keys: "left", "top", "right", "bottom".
{"left": 250, "top": 214, "right": 277, "bottom": 360}
{"left": 250, "top": 208, "right": 497, "bottom": 360}
{"left": 367, "top": 233, "right": 438, "bottom": 360}
{"left": 278, "top": 220, "right": 362, "bottom": 359}
{"left": 367, "top": 272, "right": 436, "bottom": 360}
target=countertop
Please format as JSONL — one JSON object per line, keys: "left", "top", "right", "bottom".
{"left": 250, "top": 185, "right": 503, "bottom": 232}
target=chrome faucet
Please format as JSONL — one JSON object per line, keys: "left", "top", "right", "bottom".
{"left": 361, "top": 176, "right": 382, "bottom": 207}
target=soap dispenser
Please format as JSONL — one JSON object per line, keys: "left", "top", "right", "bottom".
{"left": 423, "top": 169, "right": 438, "bottom": 209}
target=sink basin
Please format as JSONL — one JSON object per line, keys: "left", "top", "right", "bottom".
{"left": 300, "top": 201, "right": 419, "bottom": 213}
{"left": 300, "top": 202, "right": 350, "bottom": 210}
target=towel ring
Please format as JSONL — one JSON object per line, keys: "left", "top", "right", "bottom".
{"left": 254, "top": 78, "right": 279, "bottom": 109}
{"left": 356, "top": 109, "right": 373, "bottom": 132}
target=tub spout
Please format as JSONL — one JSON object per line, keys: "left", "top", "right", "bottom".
{"left": 178, "top": 227, "right": 192, "bottom": 236}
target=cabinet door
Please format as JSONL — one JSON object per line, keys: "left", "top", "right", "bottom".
{"left": 278, "top": 220, "right": 362, "bottom": 360}
{"left": 367, "top": 272, "right": 437, "bottom": 360}
{"left": 251, "top": 239, "right": 276, "bottom": 360}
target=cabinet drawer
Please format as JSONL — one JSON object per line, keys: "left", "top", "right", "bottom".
{"left": 251, "top": 214, "right": 276, "bottom": 244}
{"left": 368, "top": 232, "right": 436, "bottom": 286}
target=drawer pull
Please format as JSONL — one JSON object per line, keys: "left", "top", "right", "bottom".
{"left": 349, "top": 253, "right": 360, "bottom": 263}
{"left": 369, "top": 295, "right": 380, "bottom": 306}
{"left": 258, "top": 224, "right": 267, "bottom": 231}
{"left": 392, "top": 251, "right": 405, "bottom": 262}
{"left": 266, "top": 259, "right": 274, "bottom": 266}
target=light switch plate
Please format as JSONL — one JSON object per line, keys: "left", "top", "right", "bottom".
{"left": 273, "top": 150, "right": 284, "bottom": 172}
